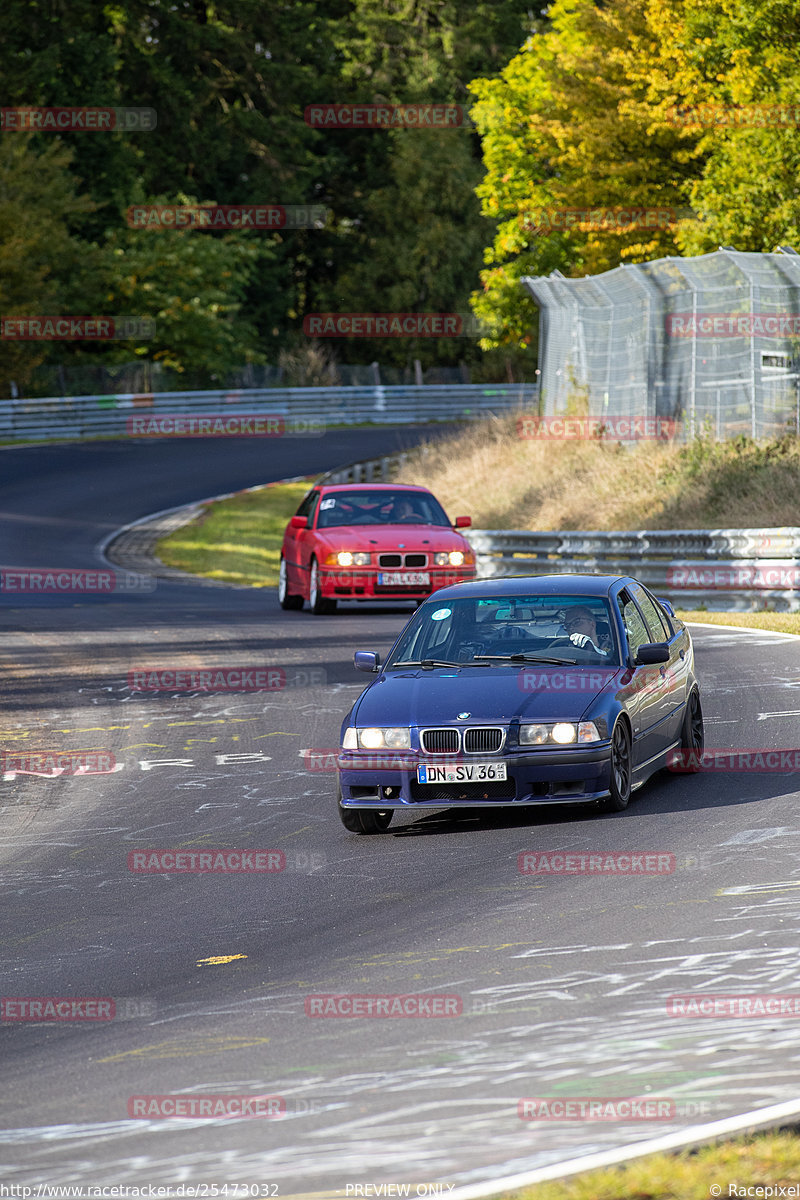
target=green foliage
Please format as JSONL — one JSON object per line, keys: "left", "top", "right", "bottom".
{"left": 8, "top": 0, "right": 800, "bottom": 386}
{"left": 0, "top": 136, "right": 97, "bottom": 394}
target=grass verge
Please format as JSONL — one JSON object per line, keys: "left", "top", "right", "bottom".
{"left": 676, "top": 609, "right": 800, "bottom": 636}
{"left": 399, "top": 413, "right": 800, "bottom": 531}
{"left": 155, "top": 479, "right": 312, "bottom": 586}
{"left": 505, "top": 1127, "right": 800, "bottom": 1199}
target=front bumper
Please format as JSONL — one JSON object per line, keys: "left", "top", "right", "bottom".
{"left": 319, "top": 566, "right": 476, "bottom": 600}
{"left": 338, "top": 745, "right": 613, "bottom": 807}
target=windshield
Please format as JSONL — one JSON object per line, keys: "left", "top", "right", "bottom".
{"left": 316, "top": 489, "right": 450, "bottom": 529}
{"left": 385, "top": 594, "right": 621, "bottom": 667}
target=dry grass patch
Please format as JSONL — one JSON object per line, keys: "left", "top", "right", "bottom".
{"left": 398, "top": 415, "right": 800, "bottom": 530}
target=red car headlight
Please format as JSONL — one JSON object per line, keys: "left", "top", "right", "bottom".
{"left": 325, "top": 552, "right": 371, "bottom": 567}
{"left": 434, "top": 551, "right": 472, "bottom": 566}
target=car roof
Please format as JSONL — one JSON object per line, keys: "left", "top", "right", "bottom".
{"left": 426, "top": 574, "right": 632, "bottom": 601}
{"left": 317, "top": 483, "right": 434, "bottom": 494}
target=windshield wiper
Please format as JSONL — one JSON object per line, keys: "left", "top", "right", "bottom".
{"left": 390, "top": 659, "right": 491, "bottom": 669}
{"left": 472, "top": 653, "right": 575, "bottom": 664}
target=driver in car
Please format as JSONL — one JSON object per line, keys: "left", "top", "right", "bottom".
{"left": 390, "top": 497, "right": 423, "bottom": 523}
{"left": 563, "top": 606, "right": 612, "bottom": 657}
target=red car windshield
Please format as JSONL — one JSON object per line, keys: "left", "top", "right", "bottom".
{"left": 316, "top": 490, "right": 450, "bottom": 529}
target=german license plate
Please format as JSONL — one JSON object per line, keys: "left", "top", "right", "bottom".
{"left": 417, "top": 762, "right": 507, "bottom": 783}
{"left": 378, "top": 571, "right": 430, "bottom": 586}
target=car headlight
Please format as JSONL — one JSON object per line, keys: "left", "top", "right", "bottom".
{"left": 519, "top": 721, "right": 601, "bottom": 746}
{"left": 519, "top": 723, "right": 550, "bottom": 745}
{"left": 327, "top": 551, "right": 370, "bottom": 567}
{"left": 356, "top": 727, "right": 410, "bottom": 750}
{"left": 434, "top": 550, "right": 469, "bottom": 566}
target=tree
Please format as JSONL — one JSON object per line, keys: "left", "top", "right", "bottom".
{"left": 469, "top": 0, "right": 704, "bottom": 348}
{"left": 0, "top": 136, "right": 96, "bottom": 396}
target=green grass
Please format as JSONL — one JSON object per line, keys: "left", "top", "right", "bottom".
{"left": 502, "top": 1127, "right": 800, "bottom": 1199}
{"left": 677, "top": 609, "right": 800, "bottom": 636}
{"left": 155, "top": 478, "right": 313, "bottom": 586}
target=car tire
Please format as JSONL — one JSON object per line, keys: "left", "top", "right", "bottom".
{"left": 278, "top": 557, "right": 304, "bottom": 610}
{"left": 309, "top": 557, "right": 337, "bottom": 615}
{"left": 337, "top": 785, "right": 392, "bottom": 834}
{"left": 601, "top": 718, "right": 632, "bottom": 812}
{"left": 679, "top": 688, "right": 704, "bottom": 771}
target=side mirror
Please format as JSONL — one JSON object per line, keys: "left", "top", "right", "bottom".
{"left": 635, "top": 643, "right": 670, "bottom": 665}
{"left": 454, "top": 516, "right": 471, "bottom": 528}
{"left": 354, "top": 650, "right": 381, "bottom": 673}
{"left": 658, "top": 597, "right": 676, "bottom": 618}
{"left": 289, "top": 515, "right": 308, "bottom": 529}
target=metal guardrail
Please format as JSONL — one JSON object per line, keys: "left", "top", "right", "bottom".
{"left": 464, "top": 527, "right": 800, "bottom": 611}
{"left": 318, "top": 453, "right": 408, "bottom": 486}
{"left": 0, "top": 384, "right": 538, "bottom": 442}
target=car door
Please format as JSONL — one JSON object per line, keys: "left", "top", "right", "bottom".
{"left": 285, "top": 490, "right": 320, "bottom": 591}
{"left": 616, "top": 587, "right": 668, "bottom": 765}
{"left": 633, "top": 582, "right": 690, "bottom": 747}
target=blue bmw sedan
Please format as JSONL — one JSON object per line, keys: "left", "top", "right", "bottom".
{"left": 337, "top": 574, "right": 703, "bottom": 833}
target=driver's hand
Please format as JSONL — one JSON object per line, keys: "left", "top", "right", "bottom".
{"left": 569, "top": 632, "right": 592, "bottom": 648}
{"left": 569, "top": 632, "right": 608, "bottom": 655}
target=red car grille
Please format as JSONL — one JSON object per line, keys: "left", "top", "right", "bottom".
{"left": 378, "top": 553, "right": 428, "bottom": 568}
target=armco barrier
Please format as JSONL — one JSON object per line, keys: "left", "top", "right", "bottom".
{"left": 0, "top": 384, "right": 538, "bottom": 442}
{"left": 465, "top": 527, "right": 800, "bottom": 611}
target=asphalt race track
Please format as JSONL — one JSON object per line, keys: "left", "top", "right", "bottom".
{"left": 3, "top": 431, "right": 800, "bottom": 1192}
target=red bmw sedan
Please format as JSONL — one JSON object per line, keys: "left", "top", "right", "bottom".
{"left": 278, "top": 483, "right": 475, "bottom": 614}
